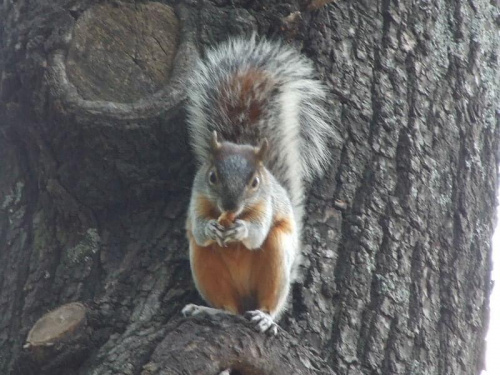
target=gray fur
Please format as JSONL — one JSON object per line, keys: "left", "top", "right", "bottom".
{"left": 217, "top": 153, "right": 254, "bottom": 211}
{"left": 186, "top": 35, "right": 339, "bottom": 226}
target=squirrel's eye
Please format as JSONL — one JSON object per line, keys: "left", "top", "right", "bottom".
{"left": 251, "top": 176, "right": 260, "bottom": 189}
{"left": 208, "top": 170, "right": 217, "bottom": 185}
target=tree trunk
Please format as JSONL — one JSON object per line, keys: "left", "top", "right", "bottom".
{"left": 0, "top": 1, "right": 498, "bottom": 374}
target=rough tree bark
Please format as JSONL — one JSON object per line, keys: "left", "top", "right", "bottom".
{"left": 0, "top": 0, "right": 498, "bottom": 374}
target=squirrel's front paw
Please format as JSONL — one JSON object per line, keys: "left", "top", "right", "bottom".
{"left": 222, "top": 219, "right": 248, "bottom": 245}
{"left": 245, "top": 310, "right": 278, "bottom": 335}
{"left": 205, "top": 220, "right": 225, "bottom": 246}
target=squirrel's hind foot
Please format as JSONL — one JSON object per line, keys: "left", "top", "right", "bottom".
{"left": 182, "top": 304, "right": 226, "bottom": 317}
{"left": 183, "top": 305, "right": 278, "bottom": 335}
{"left": 245, "top": 310, "right": 278, "bottom": 335}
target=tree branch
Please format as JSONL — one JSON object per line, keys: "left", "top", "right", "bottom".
{"left": 143, "top": 314, "right": 336, "bottom": 375}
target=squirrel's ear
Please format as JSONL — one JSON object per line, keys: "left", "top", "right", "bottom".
{"left": 210, "top": 131, "right": 222, "bottom": 153}
{"left": 255, "top": 138, "right": 269, "bottom": 162}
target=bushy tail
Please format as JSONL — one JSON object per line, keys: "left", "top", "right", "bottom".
{"left": 186, "top": 36, "right": 340, "bottom": 221}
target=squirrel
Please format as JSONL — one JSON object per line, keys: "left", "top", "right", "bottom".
{"left": 182, "top": 36, "right": 337, "bottom": 335}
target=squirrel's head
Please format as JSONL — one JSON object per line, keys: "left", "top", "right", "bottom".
{"left": 205, "top": 131, "right": 269, "bottom": 215}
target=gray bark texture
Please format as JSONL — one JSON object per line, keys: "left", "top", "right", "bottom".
{"left": 0, "top": 0, "right": 499, "bottom": 374}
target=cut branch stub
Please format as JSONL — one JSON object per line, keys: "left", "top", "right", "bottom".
{"left": 22, "top": 302, "right": 92, "bottom": 373}
{"left": 66, "top": 2, "right": 179, "bottom": 103}
{"left": 47, "top": 3, "right": 198, "bottom": 119}
{"left": 142, "top": 314, "right": 336, "bottom": 375}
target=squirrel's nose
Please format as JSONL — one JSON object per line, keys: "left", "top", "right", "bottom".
{"left": 221, "top": 195, "right": 242, "bottom": 213}
{"left": 221, "top": 201, "right": 238, "bottom": 212}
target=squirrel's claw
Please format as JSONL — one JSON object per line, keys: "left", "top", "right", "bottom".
{"left": 206, "top": 220, "right": 226, "bottom": 246}
{"left": 245, "top": 310, "right": 278, "bottom": 335}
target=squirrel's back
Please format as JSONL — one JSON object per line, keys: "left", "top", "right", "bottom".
{"left": 186, "top": 36, "right": 337, "bottom": 221}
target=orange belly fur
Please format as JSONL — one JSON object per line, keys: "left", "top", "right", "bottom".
{"left": 188, "top": 225, "right": 286, "bottom": 315}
